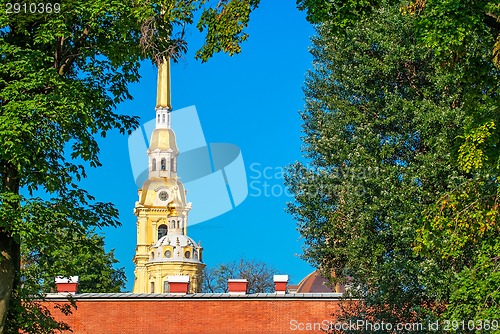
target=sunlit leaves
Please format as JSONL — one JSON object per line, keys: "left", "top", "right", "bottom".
{"left": 196, "top": 0, "right": 260, "bottom": 62}
{"left": 458, "top": 121, "right": 497, "bottom": 173}
{"left": 411, "top": 0, "right": 499, "bottom": 67}
{"left": 297, "top": 0, "right": 500, "bottom": 68}
{"left": 416, "top": 179, "right": 499, "bottom": 261}
{"left": 296, "top": 0, "right": 394, "bottom": 27}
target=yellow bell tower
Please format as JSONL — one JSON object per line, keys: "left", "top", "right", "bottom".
{"left": 132, "top": 58, "right": 205, "bottom": 294}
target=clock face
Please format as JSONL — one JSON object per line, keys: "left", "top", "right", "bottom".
{"left": 158, "top": 191, "right": 169, "bottom": 201}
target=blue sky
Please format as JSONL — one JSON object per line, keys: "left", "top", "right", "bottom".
{"left": 82, "top": 1, "right": 316, "bottom": 291}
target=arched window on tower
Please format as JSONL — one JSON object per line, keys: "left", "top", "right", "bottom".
{"left": 162, "top": 113, "right": 165, "bottom": 123}
{"left": 158, "top": 224, "right": 167, "bottom": 240}
{"left": 152, "top": 158, "right": 156, "bottom": 171}
{"left": 161, "top": 158, "right": 166, "bottom": 171}
{"left": 157, "top": 114, "right": 160, "bottom": 123}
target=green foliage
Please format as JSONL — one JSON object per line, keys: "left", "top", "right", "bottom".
{"left": 22, "top": 229, "right": 126, "bottom": 294}
{"left": 297, "top": 0, "right": 500, "bottom": 182}
{"left": 416, "top": 180, "right": 499, "bottom": 262}
{"left": 458, "top": 121, "right": 498, "bottom": 173}
{"left": 132, "top": 0, "right": 260, "bottom": 62}
{"left": 287, "top": 5, "right": 448, "bottom": 324}
{"left": 296, "top": 0, "right": 333, "bottom": 25}
{"left": 6, "top": 229, "right": 124, "bottom": 332}
{"left": 287, "top": 1, "right": 500, "bottom": 329}
{"left": 445, "top": 242, "right": 500, "bottom": 321}
{"left": 410, "top": 0, "right": 499, "bottom": 66}
{"left": 296, "top": 0, "right": 500, "bottom": 69}
{"left": 0, "top": 0, "right": 260, "bottom": 332}
{"left": 197, "top": 0, "right": 260, "bottom": 61}
{"left": 415, "top": 173, "right": 500, "bottom": 323}
{"left": 296, "top": 0, "right": 394, "bottom": 27}
{"left": 202, "top": 259, "right": 276, "bottom": 294}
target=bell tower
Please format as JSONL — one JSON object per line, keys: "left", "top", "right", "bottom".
{"left": 133, "top": 58, "right": 205, "bottom": 294}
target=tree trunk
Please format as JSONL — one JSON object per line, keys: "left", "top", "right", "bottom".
{"left": 0, "top": 161, "right": 21, "bottom": 333}
{"left": 0, "top": 231, "right": 19, "bottom": 334}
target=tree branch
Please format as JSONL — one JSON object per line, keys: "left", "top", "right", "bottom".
{"left": 485, "top": 12, "right": 500, "bottom": 33}
{"left": 58, "top": 27, "right": 90, "bottom": 76}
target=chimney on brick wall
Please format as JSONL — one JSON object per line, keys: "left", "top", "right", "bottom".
{"left": 55, "top": 276, "right": 79, "bottom": 294}
{"left": 273, "top": 275, "right": 288, "bottom": 295}
{"left": 168, "top": 275, "right": 190, "bottom": 295}
{"left": 227, "top": 279, "right": 248, "bottom": 295}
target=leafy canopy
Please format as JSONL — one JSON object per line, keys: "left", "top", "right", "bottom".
{"left": 296, "top": 0, "right": 500, "bottom": 68}
{"left": 287, "top": 1, "right": 500, "bottom": 327}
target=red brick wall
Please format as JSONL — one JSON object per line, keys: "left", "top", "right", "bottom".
{"left": 42, "top": 298, "right": 342, "bottom": 334}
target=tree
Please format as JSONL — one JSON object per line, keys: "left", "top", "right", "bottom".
{"left": 7, "top": 231, "right": 126, "bottom": 333}
{"left": 202, "top": 259, "right": 276, "bottom": 294}
{"left": 286, "top": 2, "right": 500, "bottom": 330}
{"left": 296, "top": 0, "right": 500, "bottom": 174}
{"left": 296, "top": 0, "right": 499, "bottom": 69}
{"left": 296, "top": 0, "right": 397, "bottom": 29}
{"left": 0, "top": 0, "right": 260, "bottom": 332}
{"left": 22, "top": 230, "right": 126, "bottom": 294}
{"left": 406, "top": 1, "right": 500, "bottom": 67}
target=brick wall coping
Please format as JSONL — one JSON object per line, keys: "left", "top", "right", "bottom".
{"left": 43, "top": 292, "right": 343, "bottom": 301}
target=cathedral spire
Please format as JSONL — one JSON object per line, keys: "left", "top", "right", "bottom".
{"left": 155, "top": 57, "right": 172, "bottom": 129}
{"left": 156, "top": 57, "right": 172, "bottom": 110}
{"left": 134, "top": 54, "right": 204, "bottom": 294}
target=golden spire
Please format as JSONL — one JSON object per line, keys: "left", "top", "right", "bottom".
{"left": 156, "top": 57, "right": 172, "bottom": 110}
